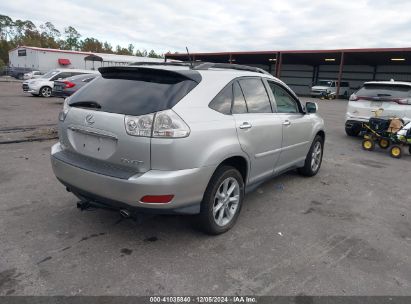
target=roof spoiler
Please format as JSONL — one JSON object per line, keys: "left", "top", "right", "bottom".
{"left": 98, "top": 66, "right": 202, "bottom": 83}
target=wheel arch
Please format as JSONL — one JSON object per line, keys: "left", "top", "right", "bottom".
{"left": 214, "top": 155, "right": 249, "bottom": 185}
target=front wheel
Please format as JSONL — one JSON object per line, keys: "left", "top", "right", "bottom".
{"left": 198, "top": 166, "right": 244, "bottom": 235}
{"left": 298, "top": 135, "right": 324, "bottom": 177}
{"left": 40, "top": 86, "right": 52, "bottom": 97}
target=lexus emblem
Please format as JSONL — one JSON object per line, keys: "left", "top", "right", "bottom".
{"left": 85, "top": 114, "right": 95, "bottom": 125}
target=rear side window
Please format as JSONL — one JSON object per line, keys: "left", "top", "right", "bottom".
{"left": 238, "top": 78, "right": 272, "bottom": 113}
{"left": 68, "top": 69, "right": 199, "bottom": 116}
{"left": 209, "top": 84, "right": 233, "bottom": 115}
{"left": 51, "top": 72, "right": 71, "bottom": 80}
{"left": 232, "top": 81, "right": 247, "bottom": 114}
{"left": 357, "top": 84, "right": 411, "bottom": 98}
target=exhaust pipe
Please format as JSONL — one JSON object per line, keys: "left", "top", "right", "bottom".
{"left": 120, "top": 209, "right": 131, "bottom": 218}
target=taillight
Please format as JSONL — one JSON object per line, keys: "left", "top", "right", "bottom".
{"left": 140, "top": 195, "right": 174, "bottom": 204}
{"left": 396, "top": 98, "right": 411, "bottom": 105}
{"left": 63, "top": 81, "right": 76, "bottom": 89}
{"left": 58, "top": 99, "right": 70, "bottom": 121}
{"left": 349, "top": 94, "right": 359, "bottom": 101}
{"left": 125, "top": 109, "right": 190, "bottom": 138}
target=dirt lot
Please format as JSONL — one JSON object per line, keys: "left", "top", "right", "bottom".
{"left": 0, "top": 82, "right": 410, "bottom": 296}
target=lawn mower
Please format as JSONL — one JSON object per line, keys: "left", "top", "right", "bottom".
{"left": 361, "top": 115, "right": 411, "bottom": 158}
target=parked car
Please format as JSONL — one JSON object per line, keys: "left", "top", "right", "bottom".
{"left": 9, "top": 67, "right": 33, "bottom": 80}
{"left": 23, "top": 70, "right": 43, "bottom": 80}
{"left": 22, "top": 69, "right": 99, "bottom": 97}
{"left": 53, "top": 73, "right": 100, "bottom": 98}
{"left": 345, "top": 80, "right": 411, "bottom": 136}
{"left": 51, "top": 63, "right": 325, "bottom": 234}
{"left": 311, "top": 80, "right": 350, "bottom": 99}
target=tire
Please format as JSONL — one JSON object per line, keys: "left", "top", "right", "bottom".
{"left": 40, "top": 86, "right": 52, "bottom": 98}
{"left": 298, "top": 135, "right": 324, "bottom": 177}
{"left": 17, "top": 74, "right": 24, "bottom": 80}
{"left": 378, "top": 138, "right": 390, "bottom": 149}
{"left": 362, "top": 138, "right": 375, "bottom": 151}
{"left": 345, "top": 127, "right": 360, "bottom": 137}
{"left": 198, "top": 166, "right": 244, "bottom": 235}
{"left": 390, "top": 145, "right": 402, "bottom": 159}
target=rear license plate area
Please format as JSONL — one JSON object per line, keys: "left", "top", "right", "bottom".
{"left": 371, "top": 101, "right": 383, "bottom": 107}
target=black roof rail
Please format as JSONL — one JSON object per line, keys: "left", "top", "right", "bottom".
{"left": 129, "top": 61, "right": 192, "bottom": 67}
{"left": 193, "top": 62, "right": 272, "bottom": 75}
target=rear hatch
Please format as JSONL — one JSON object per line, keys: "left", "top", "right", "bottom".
{"left": 57, "top": 66, "right": 200, "bottom": 179}
{"left": 350, "top": 83, "right": 411, "bottom": 117}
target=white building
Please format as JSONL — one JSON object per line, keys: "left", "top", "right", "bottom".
{"left": 9, "top": 46, "right": 165, "bottom": 72}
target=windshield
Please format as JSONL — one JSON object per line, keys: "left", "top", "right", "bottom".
{"left": 41, "top": 70, "right": 59, "bottom": 79}
{"left": 357, "top": 84, "right": 411, "bottom": 98}
{"left": 317, "top": 80, "right": 333, "bottom": 87}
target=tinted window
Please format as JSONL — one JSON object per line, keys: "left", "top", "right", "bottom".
{"left": 268, "top": 82, "right": 299, "bottom": 113}
{"left": 51, "top": 72, "right": 71, "bottom": 81}
{"left": 238, "top": 78, "right": 272, "bottom": 113}
{"left": 68, "top": 70, "right": 198, "bottom": 116}
{"left": 357, "top": 84, "right": 411, "bottom": 98}
{"left": 232, "top": 81, "right": 247, "bottom": 114}
{"left": 209, "top": 84, "right": 233, "bottom": 115}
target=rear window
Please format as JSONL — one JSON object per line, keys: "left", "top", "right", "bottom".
{"left": 357, "top": 84, "right": 411, "bottom": 98}
{"left": 68, "top": 68, "right": 199, "bottom": 116}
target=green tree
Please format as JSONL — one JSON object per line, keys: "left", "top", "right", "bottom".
{"left": 64, "top": 26, "right": 81, "bottom": 50}
{"left": 102, "top": 41, "right": 113, "bottom": 53}
{"left": 81, "top": 37, "right": 103, "bottom": 52}
{"left": 127, "top": 44, "right": 134, "bottom": 55}
{"left": 0, "top": 58, "right": 5, "bottom": 69}
{"left": 0, "top": 14, "right": 13, "bottom": 40}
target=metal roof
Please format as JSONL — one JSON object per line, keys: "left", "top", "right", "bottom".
{"left": 166, "top": 47, "right": 411, "bottom": 65}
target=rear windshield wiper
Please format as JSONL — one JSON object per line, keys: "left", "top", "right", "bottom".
{"left": 377, "top": 94, "right": 392, "bottom": 97}
{"left": 69, "top": 101, "right": 102, "bottom": 109}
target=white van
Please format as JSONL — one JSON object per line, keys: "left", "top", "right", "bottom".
{"left": 311, "top": 80, "right": 350, "bottom": 99}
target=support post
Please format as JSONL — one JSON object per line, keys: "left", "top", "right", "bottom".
{"left": 336, "top": 52, "right": 345, "bottom": 97}
{"left": 276, "top": 52, "right": 283, "bottom": 78}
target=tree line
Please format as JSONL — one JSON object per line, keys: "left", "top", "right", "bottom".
{"left": 0, "top": 14, "right": 165, "bottom": 68}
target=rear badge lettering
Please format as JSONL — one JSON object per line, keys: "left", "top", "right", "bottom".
{"left": 120, "top": 158, "right": 144, "bottom": 166}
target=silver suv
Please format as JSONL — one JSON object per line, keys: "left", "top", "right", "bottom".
{"left": 51, "top": 63, "right": 325, "bottom": 234}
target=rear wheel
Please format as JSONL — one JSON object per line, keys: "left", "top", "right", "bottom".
{"left": 390, "top": 145, "right": 402, "bottom": 158}
{"left": 40, "top": 86, "right": 52, "bottom": 97}
{"left": 378, "top": 138, "right": 390, "bottom": 149}
{"left": 198, "top": 166, "right": 244, "bottom": 235}
{"left": 298, "top": 135, "right": 324, "bottom": 177}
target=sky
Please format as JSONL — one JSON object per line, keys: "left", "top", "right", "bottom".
{"left": 1, "top": 0, "right": 411, "bottom": 54}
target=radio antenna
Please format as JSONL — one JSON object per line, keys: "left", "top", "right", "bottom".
{"left": 186, "top": 47, "right": 193, "bottom": 68}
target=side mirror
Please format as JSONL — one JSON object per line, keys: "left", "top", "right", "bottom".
{"left": 306, "top": 102, "right": 318, "bottom": 114}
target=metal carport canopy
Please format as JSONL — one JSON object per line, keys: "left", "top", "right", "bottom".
{"left": 165, "top": 47, "right": 411, "bottom": 95}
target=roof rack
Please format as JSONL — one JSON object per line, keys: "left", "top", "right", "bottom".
{"left": 193, "top": 62, "right": 271, "bottom": 75}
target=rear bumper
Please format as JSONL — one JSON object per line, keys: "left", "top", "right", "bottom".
{"left": 345, "top": 120, "right": 365, "bottom": 132}
{"left": 50, "top": 143, "right": 215, "bottom": 214}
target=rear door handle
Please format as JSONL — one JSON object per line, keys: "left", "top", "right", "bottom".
{"left": 283, "top": 120, "right": 291, "bottom": 126}
{"left": 239, "top": 122, "right": 252, "bottom": 129}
